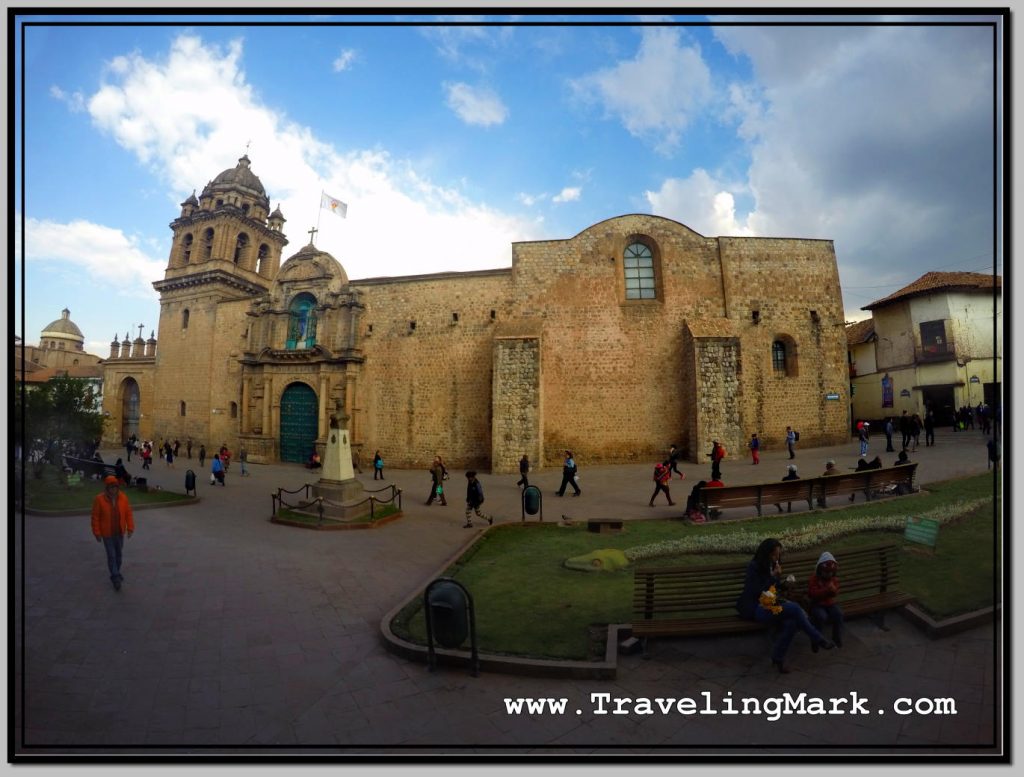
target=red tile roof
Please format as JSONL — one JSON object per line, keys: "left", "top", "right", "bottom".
{"left": 845, "top": 318, "right": 875, "bottom": 345}
{"left": 863, "top": 271, "right": 1001, "bottom": 311}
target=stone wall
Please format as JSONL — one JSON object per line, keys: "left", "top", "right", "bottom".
{"left": 491, "top": 334, "right": 542, "bottom": 473}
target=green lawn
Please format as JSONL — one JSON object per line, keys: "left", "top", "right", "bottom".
{"left": 392, "top": 472, "right": 1000, "bottom": 660}
{"left": 20, "top": 465, "right": 194, "bottom": 511}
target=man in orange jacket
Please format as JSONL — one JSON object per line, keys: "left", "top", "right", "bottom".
{"left": 91, "top": 476, "right": 135, "bottom": 591}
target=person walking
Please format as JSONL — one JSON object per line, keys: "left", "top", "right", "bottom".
{"left": 211, "top": 453, "right": 225, "bottom": 486}
{"left": 910, "top": 414, "right": 922, "bottom": 452}
{"left": 463, "top": 471, "right": 493, "bottom": 528}
{"left": 785, "top": 426, "right": 797, "bottom": 459}
{"left": 141, "top": 443, "right": 152, "bottom": 470}
{"left": 735, "top": 538, "right": 833, "bottom": 674}
{"left": 516, "top": 454, "right": 530, "bottom": 489}
{"left": 198, "top": 444, "right": 206, "bottom": 468}
{"left": 899, "top": 410, "right": 912, "bottom": 449}
{"left": 426, "top": 456, "right": 447, "bottom": 506}
{"left": 187, "top": 438, "right": 193, "bottom": 459}
{"left": 668, "top": 445, "right": 685, "bottom": 479}
{"left": 884, "top": 418, "right": 895, "bottom": 452}
{"left": 749, "top": 433, "right": 760, "bottom": 465}
{"left": 173, "top": 439, "right": 181, "bottom": 458}
{"left": 373, "top": 450, "right": 385, "bottom": 480}
{"left": 239, "top": 446, "right": 249, "bottom": 477}
{"left": 648, "top": 460, "right": 675, "bottom": 506}
{"left": 924, "top": 411, "right": 936, "bottom": 447}
{"left": 164, "top": 441, "right": 175, "bottom": 469}
{"left": 555, "top": 450, "right": 581, "bottom": 497}
{"left": 125, "top": 437, "right": 134, "bottom": 462}
{"left": 91, "top": 476, "right": 135, "bottom": 591}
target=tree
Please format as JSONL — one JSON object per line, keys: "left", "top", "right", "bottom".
{"left": 17, "top": 376, "right": 107, "bottom": 465}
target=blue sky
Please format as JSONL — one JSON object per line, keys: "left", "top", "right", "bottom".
{"left": 12, "top": 11, "right": 1003, "bottom": 356}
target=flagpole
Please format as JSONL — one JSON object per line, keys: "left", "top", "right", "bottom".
{"left": 314, "top": 189, "right": 323, "bottom": 244}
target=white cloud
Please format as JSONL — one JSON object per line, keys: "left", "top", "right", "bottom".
{"left": 421, "top": 22, "right": 514, "bottom": 71}
{"left": 570, "top": 27, "right": 713, "bottom": 154}
{"left": 78, "top": 34, "right": 540, "bottom": 281}
{"left": 552, "top": 187, "right": 581, "bottom": 203}
{"left": 645, "top": 169, "right": 753, "bottom": 237}
{"left": 444, "top": 82, "right": 508, "bottom": 127}
{"left": 332, "top": 49, "right": 357, "bottom": 72}
{"left": 49, "top": 84, "right": 86, "bottom": 112}
{"left": 24, "top": 217, "right": 165, "bottom": 300}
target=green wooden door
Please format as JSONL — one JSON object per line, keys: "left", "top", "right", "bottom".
{"left": 279, "top": 383, "right": 318, "bottom": 463}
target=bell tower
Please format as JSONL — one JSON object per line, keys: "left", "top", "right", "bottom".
{"left": 150, "top": 155, "right": 290, "bottom": 447}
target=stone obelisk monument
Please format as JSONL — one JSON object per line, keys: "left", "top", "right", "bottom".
{"left": 311, "top": 409, "right": 366, "bottom": 516}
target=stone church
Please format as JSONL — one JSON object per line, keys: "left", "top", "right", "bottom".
{"left": 101, "top": 156, "right": 850, "bottom": 471}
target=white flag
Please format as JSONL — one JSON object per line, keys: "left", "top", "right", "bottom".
{"left": 321, "top": 192, "right": 348, "bottom": 219}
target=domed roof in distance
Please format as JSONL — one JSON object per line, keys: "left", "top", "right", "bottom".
{"left": 41, "top": 308, "right": 84, "bottom": 340}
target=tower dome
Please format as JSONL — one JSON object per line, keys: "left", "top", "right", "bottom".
{"left": 200, "top": 155, "right": 270, "bottom": 210}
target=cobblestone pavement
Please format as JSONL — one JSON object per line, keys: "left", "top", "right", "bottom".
{"left": 13, "top": 428, "right": 1002, "bottom": 755}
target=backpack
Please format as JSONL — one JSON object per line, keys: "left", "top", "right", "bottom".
{"left": 654, "top": 463, "right": 668, "bottom": 482}
{"left": 793, "top": 431, "right": 801, "bottom": 442}
{"left": 719, "top": 445, "right": 727, "bottom": 459}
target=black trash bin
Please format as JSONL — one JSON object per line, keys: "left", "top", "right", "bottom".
{"left": 424, "top": 578, "right": 478, "bottom": 675}
{"left": 185, "top": 469, "right": 197, "bottom": 496}
{"left": 521, "top": 485, "right": 543, "bottom": 521}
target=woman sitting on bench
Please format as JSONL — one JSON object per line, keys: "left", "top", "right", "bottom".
{"left": 735, "top": 538, "right": 834, "bottom": 674}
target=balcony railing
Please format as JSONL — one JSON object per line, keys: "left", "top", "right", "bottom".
{"left": 915, "top": 342, "right": 957, "bottom": 363}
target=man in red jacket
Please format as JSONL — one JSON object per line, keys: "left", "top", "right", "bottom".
{"left": 91, "top": 476, "right": 135, "bottom": 591}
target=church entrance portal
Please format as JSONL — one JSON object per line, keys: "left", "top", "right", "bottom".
{"left": 280, "top": 382, "right": 318, "bottom": 463}
{"left": 121, "top": 378, "right": 140, "bottom": 442}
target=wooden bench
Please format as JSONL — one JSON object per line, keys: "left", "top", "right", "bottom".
{"left": 700, "top": 463, "right": 918, "bottom": 517}
{"left": 631, "top": 542, "right": 914, "bottom": 656}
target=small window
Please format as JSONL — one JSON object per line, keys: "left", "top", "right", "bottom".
{"left": 624, "top": 242, "right": 656, "bottom": 299}
{"left": 182, "top": 233, "right": 193, "bottom": 264}
{"left": 772, "top": 341, "right": 787, "bottom": 373}
{"left": 216, "top": 199, "right": 224, "bottom": 208}
{"left": 257, "top": 244, "right": 269, "bottom": 274}
{"left": 241, "top": 203, "right": 250, "bottom": 216}
{"left": 182, "top": 308, "right": 190, "bottom": 329}
{"left": 772, "top": 337, "right": 799, "bottom": 377}
{"left": 230, "top": 401, "right": 238, "bottom": 419}
{"left": 179, "top": 401, "right": 187, "bottom": 417}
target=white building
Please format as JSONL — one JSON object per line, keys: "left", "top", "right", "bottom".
{"left": 848, "top": 271, "right": 1001, "bottom": 426}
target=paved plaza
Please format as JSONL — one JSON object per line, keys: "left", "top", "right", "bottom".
{"left": 14, "top": 429, "right": 1001, "bottom": 755}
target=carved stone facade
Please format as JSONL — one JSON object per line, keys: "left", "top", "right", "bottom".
{"left": 102, "top": 159, "right": 851, "bottom": 471}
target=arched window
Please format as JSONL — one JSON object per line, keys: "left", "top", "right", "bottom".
{"left": 241, "top": 203, "right": 250, "bottom": 216}
{"left": 230, "top": 401, "right": 238, "bottom": 419}
{"left": 203, "top": 228, "right": 215, "bottom": 259}
{"left": 182, "top": 308, "right": 190, "bottom": 329}
{"left": 257, "top": 244, "right": 269, "bottom": 274}
{"left": 286, "top": 293, "right": 318, "bottom": 350}
{"left": 216, "top": 198, "right": 224, "bottom": 209}
{"left": 179, "top": 401, "right": 187, "bottom": 417}
{"left": 182, "top": 233, "right": 193, "bottom": 264}
{"left": 772, "top": 337, "right": 799, "bottom": 377}
{"left": 234, "top": 233, "right": 249, "bottom": 265}
{"left": 623, "top": 242, "right": 656, "bottom": 299}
